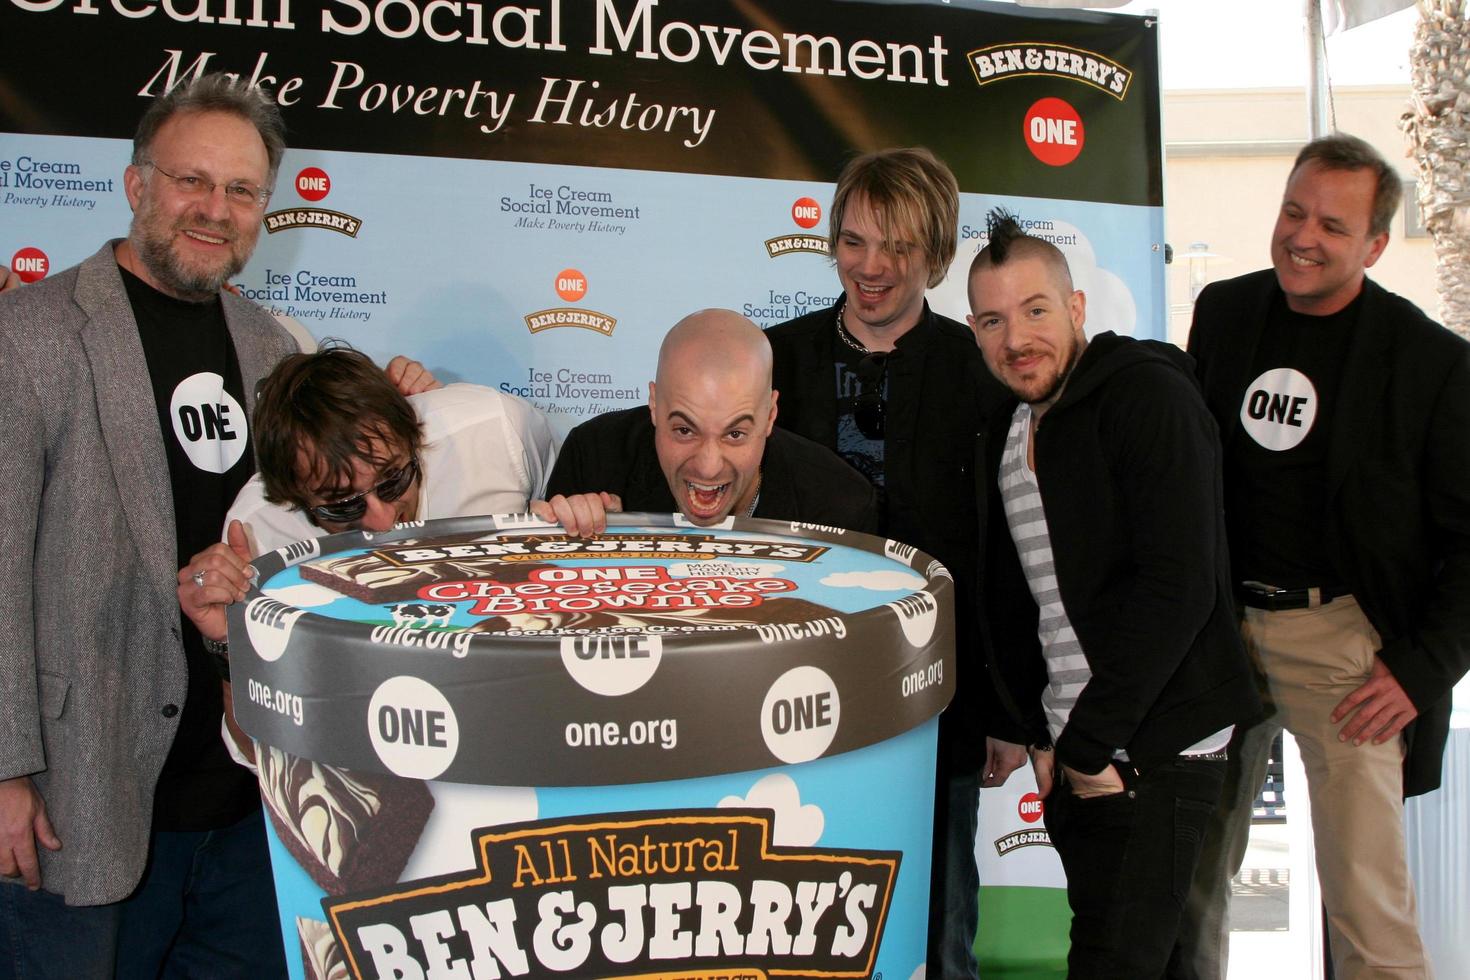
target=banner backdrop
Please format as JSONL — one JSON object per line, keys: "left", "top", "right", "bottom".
{"left": 1, "top": 1, "right": 1159, "bottom": 970}
{"left": 1, "top": 0, "right": 1164, "bottom": 434}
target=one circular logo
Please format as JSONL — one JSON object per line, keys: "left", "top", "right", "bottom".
{"left": 555, "top": 268, "right": 588, "bottom": 302}
{"left": 169, "top": 372, "right": 247, "bottom": 474}
{"left": 791, "top": 197, "right": 822, "bottom": 229}
{"left": 368, "top": 675, "right": 459, "bottom": 780}
{"left": 559, "top": 634, "right": 662, "bottom": 696}
{"left": 243, "top": 597, "right": 306, "bottom": 663}
{"left": 887, "top": 590, "right": 939, "bottom": 647}
{"left": 295, "top": 167, "right": 330, "bottom": 202}
{"left": 760, "top": 666, "right": 840, "bottom": 764}
{"left": 1239, "top": 368, "right": 1318, "bottom": 451}
{"left": 1018, "top": 792, "right": 1045, "bottom": 824}
{"left": 1023, "top": 97, "right": 1085, "bottom": 167}
{"left": 10, "top": 247, "right": 49, "bottom": 283}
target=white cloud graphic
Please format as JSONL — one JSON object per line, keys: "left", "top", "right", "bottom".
{"left": 262, "top": 582, "right": 341, "bottom": 608}
{"left": 929, "top": 217, "right": 1138, "bottom": 338}
{"left": 821, "top": 569, "right": 926, "bottom": 592}
{"left": 718, "top": 773, "right": 823, "bottom": 847}
{"left": 402, "top": 785, "right": 538, "bottom": 878}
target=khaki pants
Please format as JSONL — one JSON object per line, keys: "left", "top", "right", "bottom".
{"left": 1181, "top": 596, "right": 1431, "bottom": 980}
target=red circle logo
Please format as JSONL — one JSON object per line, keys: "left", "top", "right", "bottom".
{"left": 10, "top": 247, "right": 49, "bottom": 283}
{"left": 555, "top": 268, "right": 588, "bottom": 303}
{"left": 1018, "top": 792, "right": 1045, "bottom": 823}
{"left": 1023, "top": 98, "right": 1085, "bottom": 167}
{"left": 295, "top": 167, "right": 331, "bottom": 202}
{"left": 791, "top": 197, "right": 822, "bottom": 229}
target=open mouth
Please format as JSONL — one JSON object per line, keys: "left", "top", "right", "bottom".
{"left": 1287, "top": 251, "right": 1321, "bottom": 268}
{"left": 684, "top": 480, "right": 730, "bottom": 517}
{"left": 854, "top": 282, "right": 891, "bottom": 303}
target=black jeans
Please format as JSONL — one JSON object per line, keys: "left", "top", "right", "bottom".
{"left": 927, "top": 770, "right": 981, "bottom": 979}
{"left": 1044, "top": 755, "right": 1226, "bottom": 980}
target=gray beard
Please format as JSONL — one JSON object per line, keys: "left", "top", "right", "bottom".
{"left": 130, "top": 217, "right": 244, "bottom": 302}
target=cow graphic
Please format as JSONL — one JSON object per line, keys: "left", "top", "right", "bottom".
{"left": 389, "top": 602, "right": 455, "bottom": 629}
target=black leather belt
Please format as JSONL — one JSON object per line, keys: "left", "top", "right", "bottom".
{"left": 1238, "top": 581, "right": 1348, "bottom": 611}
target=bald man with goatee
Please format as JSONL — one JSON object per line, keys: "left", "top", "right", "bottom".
{"left": 537, "top": 309, "right": 877, "bottom": 534}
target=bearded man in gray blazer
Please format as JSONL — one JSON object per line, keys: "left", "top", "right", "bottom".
{"left": 0, "top": 74, "right": 298, "bottom": 978}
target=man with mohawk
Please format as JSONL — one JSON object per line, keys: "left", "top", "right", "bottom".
{"left": 966, "top": 211, "right": 1258, "bottom": 978}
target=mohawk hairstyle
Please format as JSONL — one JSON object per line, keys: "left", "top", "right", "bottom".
{"left": 968, "top": 207, "right": 1075, "bottom": 295}
{"left": 984, "top": 208, "right": 1027, "bottom": 264}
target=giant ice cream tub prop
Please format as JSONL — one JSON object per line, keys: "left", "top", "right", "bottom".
{"left": 228, "top": 513, "right": 954, "bottom": 980}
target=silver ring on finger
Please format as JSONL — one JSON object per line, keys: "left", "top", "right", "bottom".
{"left": 192, "top": 570, "right": 206, "bottom": 589}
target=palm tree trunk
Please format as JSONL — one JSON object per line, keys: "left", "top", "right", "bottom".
{"left": 1402, "top": 0, "right": 1470, "bottom": 337}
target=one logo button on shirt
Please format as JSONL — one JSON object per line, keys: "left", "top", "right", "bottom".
{"left": 170, "top": 372, "right": 247, "bottom": 473}
{"left": 1240, "top": 368, "right": 1318, "bottom": 451}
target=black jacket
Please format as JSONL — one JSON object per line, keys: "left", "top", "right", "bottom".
{"left": 1189, "top": 271, "right": 1470, "bottom": 796}
{"left": 544, "top": 405, "right": 879, "bottom": 534}
{"left": 767, "top": 301, "right": 1028, "bottom": 762}
{"left": 980, "top": 332, "right": 1261, "bottom": 775}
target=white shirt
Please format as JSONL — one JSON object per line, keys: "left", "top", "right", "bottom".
{"left": 228, "top": 383, "right": 558, "bottom": 555}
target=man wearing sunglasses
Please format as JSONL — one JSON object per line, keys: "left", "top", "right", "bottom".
{"left": 178, "top": 344, "right": 558, "bottom": 654}
{"left": 763, "top": 148, "right": 1026, "bottom": 976}
{"left": 0, "top": 74, "right": 305, "bottom": 978}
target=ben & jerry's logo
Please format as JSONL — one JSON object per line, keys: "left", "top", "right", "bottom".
{"left": 263, "top": 165, "right": 363, "bottom": 237}
{"left": 995, "top": 827, "right": 1052, "bottom": 856}
{"left": 264, "top": 208, "right": 362, "bottom": 237}
{"left": 967, "top": 42, "right": 1133, "bottom": 100}
{"left": 766, "top": 196, "right": 831, "bottom": 258}
{"left": 323, "top": 809, "right": 899, "bottom": 979}
{"left": 524, "top": 267, "right": 617, "bottom": 336}
{"left": 380, "top": 533, "right": 829, "bottom": 565}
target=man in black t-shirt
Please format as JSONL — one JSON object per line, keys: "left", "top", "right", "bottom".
{"left": 0, "top": 74, "right": 298, "bottom": 978}
{"left": 1182, "top": 134, "right": 1470, "bottom": 980}
{"left": 536, "top": 308, "right": 878, "bottom": 536}
{"left": 764, "top": 147, "right": 1027, "bottom": 977}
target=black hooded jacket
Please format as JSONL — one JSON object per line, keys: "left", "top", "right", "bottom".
{"left": 977, "top": 331, "right": 1261, "bottom": 775}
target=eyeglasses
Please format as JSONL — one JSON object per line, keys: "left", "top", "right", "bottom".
{"left": 308, "top": 458, "right": 419, "bottom": 526}
{"left": 855, "top": 352, "right": 889, "bottom": 441}
{"left": 145, "top": 162, "right": 272, "bottom": 210}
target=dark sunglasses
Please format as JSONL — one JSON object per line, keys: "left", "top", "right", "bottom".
{"left": 855, "top": 352, "right": 889, "bottom": 441}
{"left": 309, "top": 457, "right": 419, "bottom": 525}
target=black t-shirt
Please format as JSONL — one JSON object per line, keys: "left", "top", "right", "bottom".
{"left": 833, "top": 343, "right": 886, "bottom": 490}
{"left": 121, "top": 267, "right": 260, "bottom": 831}
{"left": 1227, "top": 291, "right": 1358, "bottom": 588}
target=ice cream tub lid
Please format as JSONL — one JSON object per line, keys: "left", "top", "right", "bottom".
{"left": 229, "top": 512, "right": 954, "bottom": 786}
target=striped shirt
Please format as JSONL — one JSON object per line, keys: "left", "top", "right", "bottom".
{"left": 999, "top": 403, "right": 1090, "bottom": 744}
{"left": 998, "top": 402, "right": 1232, "bottom": 757}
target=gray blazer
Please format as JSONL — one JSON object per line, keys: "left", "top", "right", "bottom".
{"left": 0, "top": 242, "right": 295, "bottom": 905}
